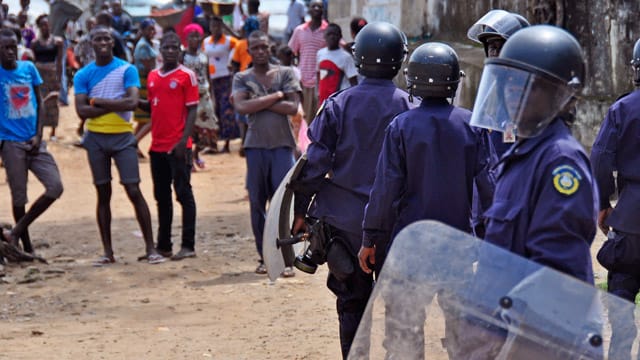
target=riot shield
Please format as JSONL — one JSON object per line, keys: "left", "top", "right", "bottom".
{"left": 263, "top": 156, "right": 307, "bottom": 282}
{"left": 349, "top": 220, "right": 639, "bottom": 360}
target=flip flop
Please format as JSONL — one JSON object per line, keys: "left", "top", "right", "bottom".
{"left": 92, "top": 256, "right": 116, "bottom": 267}
{"left": 147, "top": 253, "right": 166, "bottom": 265}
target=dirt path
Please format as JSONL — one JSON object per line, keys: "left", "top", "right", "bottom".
{"left": 0, "top": 100, "right": 340, "bottom": 359}
{"left": 0, "top": 97, "right": 609, "bottom": 360}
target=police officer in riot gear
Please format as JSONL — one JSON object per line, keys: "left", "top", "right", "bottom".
{"left": 591, "top": 37, "right": 640, "bottom": 360}
{"left": 290, "top": 22, "right": 413, "bottom": 359}
{"left": 467, "top": 10, "right": 529, "bottom": 238}
{"left": 468, "top": 9, "right": 530, "bottom": 155}
{"left": 358, "top": 42, "right": 495, "bottom": 359}
{"left": 463, "top": 24, "right": 598, "bottom": 359}
{"left": 471, "top": 25, "right": 597, "bottom": 282}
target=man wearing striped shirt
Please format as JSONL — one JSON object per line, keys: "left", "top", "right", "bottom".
{"left": 288, "top": 0, "right": 327, "bottom": 125}
{"left": 73, "top": 26, "right": 162, "bottom": 266}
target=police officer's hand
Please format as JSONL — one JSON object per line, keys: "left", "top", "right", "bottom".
{"left": 598, "top": 207, "right": 613, "bottom": 235}
{"left": 358, "top": 246, "right": 376, "bottom": 274}
{"left": 291, "top": 214, "right": 307, "bottom": 235}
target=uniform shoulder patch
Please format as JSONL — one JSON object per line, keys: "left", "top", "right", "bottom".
{"left": 552, "top": 165, "right": 582, "bottom": 196}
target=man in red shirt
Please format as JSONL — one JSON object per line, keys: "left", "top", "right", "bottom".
{"left": 138, "top": 32, "right": 199, "bottom": 261}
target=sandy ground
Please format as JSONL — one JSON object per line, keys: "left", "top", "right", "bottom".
{"left": 0, "top": 97, "right": 610, "bottom": 360}
{"left": 0, "top": 100, "right": 341, "bottom": 359}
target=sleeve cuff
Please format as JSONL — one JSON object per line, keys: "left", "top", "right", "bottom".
{"left": 362, "top": 229, "right": 389, "bottom": 248}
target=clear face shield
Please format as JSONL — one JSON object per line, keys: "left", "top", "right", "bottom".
{"left": 467, "top": 9, "right": 524, "bottom": 43}
{"left": 470, "top": 63, "right": 577, "bottom": 138}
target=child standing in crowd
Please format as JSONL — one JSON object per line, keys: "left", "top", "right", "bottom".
{"left": 182, "top": 23, "right": 218, "bottom": 170}
{"left": 316, "top": 23, "right": 357, "bottom": 105}
{"left": 277, "top": 44, "right": 308, "bottom": 154}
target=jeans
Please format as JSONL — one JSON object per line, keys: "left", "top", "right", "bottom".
{"left": 245, "top": 147, "right": 295, "bottom": 259}
{"left": 150, "top": 149, "right": 196, "bottom": 252}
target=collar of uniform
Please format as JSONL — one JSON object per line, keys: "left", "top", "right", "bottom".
{"left": 419, "top": 98, "right": 449, "bottom": 107}
{"left": 360, "top": 78, "right": 396, "bottom": 87}
{"left": 502, "top": 118, "right": 569, "bottom": 160}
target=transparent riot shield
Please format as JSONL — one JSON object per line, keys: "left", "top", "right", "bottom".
{"left": 349, "top": 220, "right": 639, "bottom": 360}
{"left": 263, "top": 156, "right": 307, "bottom": 282}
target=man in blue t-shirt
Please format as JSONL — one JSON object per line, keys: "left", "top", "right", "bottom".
{"left": 73, "top": 26, "right": 163, "bottom": 266}
{"left": 0, "top": 28, "right": 64, "bottom": 255}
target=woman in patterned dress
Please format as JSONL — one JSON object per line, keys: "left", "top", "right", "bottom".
{"left": 182, "top": 23, "right": 219, "bottom": 169}
{"left": 202, "top": 16, "right": 239, "bottom": 153}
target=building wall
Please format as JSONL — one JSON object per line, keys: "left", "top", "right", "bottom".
{"left": 329, "top": 0, "right": 640, "bottom": 148}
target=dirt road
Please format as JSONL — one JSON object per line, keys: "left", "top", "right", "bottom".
{"left": 0, "top": 101, "right": 341, "bottom": 359}
{"left": 0, "top": 98, "right": 609, "bottom": 360}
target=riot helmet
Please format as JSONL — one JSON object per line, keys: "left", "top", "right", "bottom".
{"left": 632, "top": 38, "right": 640, "bottom": 86}
{"left": 470, "top": 25, "right": 585, "bottom": 138}
{"left": 467, "top": 9, "right": 530, "bottom": 57}
{"left": 352, "top": 22, "right": 407, "bottom": 79}
{"left": 404, "top": 42, "right": 462, "bottom": 100}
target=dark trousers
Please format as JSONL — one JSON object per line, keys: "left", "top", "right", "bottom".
{"left": 608, "top": 270, "right": 640, "bottom": 360}
{"left": 325, "top": 225, "right": 374, "bottom": 359}
{"left": 150, "top": 150, "right": 196, "bottom": 252}
{"left": 245, "top": 147, "right": 294, "bottom": 260}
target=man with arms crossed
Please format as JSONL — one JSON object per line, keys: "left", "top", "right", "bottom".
{"left": 73, "top": 26, "right": 164, "bottom": 266}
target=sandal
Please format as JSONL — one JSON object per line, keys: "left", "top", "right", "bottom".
{"left": 255, "top": 262, "right": 267, "bottom": 274}
{"left": 281, "top": 266, "right": 295, "bottom": 278}
{"left": 195, "top": 158, "right": 206, "bottom": 169}
{"left": 92, "top": 255, "right": 116, "bottom": 267}
{"left": 147, "top": 253, "right": 166, "bottom": 264}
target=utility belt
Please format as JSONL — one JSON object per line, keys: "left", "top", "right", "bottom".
{"left": 282, "top": 217, "right": 356, "bottom": 282}
{"left": 597, "top": 230, "right": 640, "bottom": 274}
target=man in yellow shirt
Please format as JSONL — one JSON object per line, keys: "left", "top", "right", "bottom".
{"left": 73, "top": 26, "right": 164, "bottom": 266}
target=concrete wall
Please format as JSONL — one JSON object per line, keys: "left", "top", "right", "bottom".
{"left": 329, "top": 0, "right": 640, "bottom": 148}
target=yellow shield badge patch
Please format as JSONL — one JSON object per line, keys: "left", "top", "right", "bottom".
{"left": 552, "top": 165, "right": 582, "bottom": 195}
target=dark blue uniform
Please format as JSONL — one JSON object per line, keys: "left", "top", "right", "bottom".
{"left": 489, "top": 129, "right": 515, "bottom": 157}
{"left": 485, "top": 118, "right": 597, "bottom": 283}
{"left": 591, "top": 90, "right": 640, "bottom": 359}
{"left": 361, "top": 98, "right": 495, "bottom": 358}
{"left": 293, "top": 78, "right": 412, "bottom": 359}
{"left": 363, "top": 98, "right": 494, "bottom": 248}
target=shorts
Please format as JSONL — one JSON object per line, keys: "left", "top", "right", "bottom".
{"left": 82, "top": 131, "right": 140, "bottom": 185}
{"left": 1, "top": 140, "right": 63, "bottom": 206}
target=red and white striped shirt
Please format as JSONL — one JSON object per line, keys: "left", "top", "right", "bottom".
{"left": 288, "top": 20, "right": 328, "bottom": 88}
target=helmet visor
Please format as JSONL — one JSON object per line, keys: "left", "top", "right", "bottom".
{"left": 470, "top": 63, "right": 576, "bottom": 138}
{"left": 467, "top": 9, "right": 523, "bottom": 43}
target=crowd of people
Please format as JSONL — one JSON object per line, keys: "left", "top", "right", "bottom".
{"left": 1, "top": 0, "right": 640, "bottom": 358}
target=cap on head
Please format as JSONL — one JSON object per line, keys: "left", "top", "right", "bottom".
{"left": 140, "top": 18, "right": 155, "bottom": 30}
